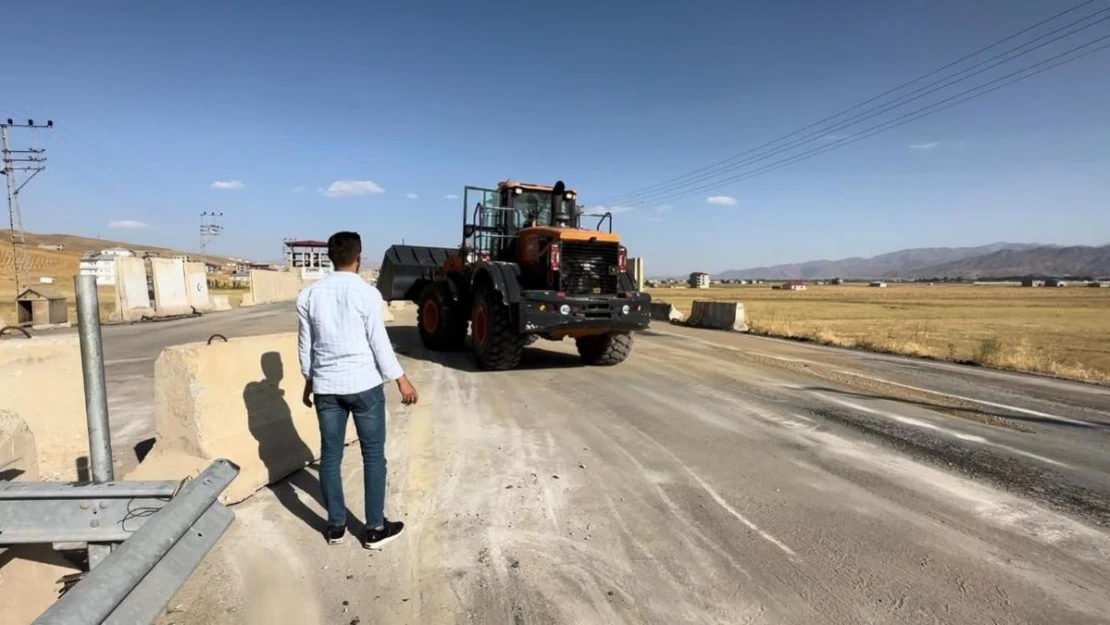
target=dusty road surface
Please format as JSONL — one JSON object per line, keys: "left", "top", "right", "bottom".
{"left": 136, "top": 308, "right": 1110, "bottom": 625}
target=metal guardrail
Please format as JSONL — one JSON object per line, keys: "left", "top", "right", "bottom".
{"left": 0, "top": 275, "right": 240, "bottom": 624}
{"left": 33, "top": 460, "right": 239, "bottom": 625}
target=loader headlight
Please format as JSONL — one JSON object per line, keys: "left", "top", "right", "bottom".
{"left": 621, "top": 304, "right": 630, "bottom": 315}
{"left": 559, "top": 304, "right": 570, "bottom": 315}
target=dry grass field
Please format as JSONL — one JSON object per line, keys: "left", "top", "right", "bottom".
{"left": 648, "top": 283, "right": 1110, "bottom": 384}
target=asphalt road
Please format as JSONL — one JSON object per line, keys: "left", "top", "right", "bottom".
{"left": 97, "top": 305, "right": 1110, "bottom": 624}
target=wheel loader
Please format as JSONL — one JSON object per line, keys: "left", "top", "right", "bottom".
{"left": 378, "top": 180, "right": 651, "bottom": 370}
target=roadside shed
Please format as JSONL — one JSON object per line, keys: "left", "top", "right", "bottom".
{"left": 15, "top": 288, "right": 68, "bottom": 327}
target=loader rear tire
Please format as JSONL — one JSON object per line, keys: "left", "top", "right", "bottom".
{"left": 576, "top": 332, "right": 633, "bottom": 366}
{"left": 471, "top": 287, "right": 525, "bottom": 370}
{"left": 418, "top": 282, "right": 467, "bottom": 351}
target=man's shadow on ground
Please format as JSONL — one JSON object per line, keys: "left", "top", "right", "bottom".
{"left": 243, "top": 351, "right": 359, "bottom": 535}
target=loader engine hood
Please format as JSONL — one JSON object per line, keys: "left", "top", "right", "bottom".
{"left": 517, "top": 227, "right": 627, "bottom": 296}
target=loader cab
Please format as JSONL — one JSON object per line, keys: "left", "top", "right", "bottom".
{"left": 499, "top": 181, "right": 579, "bottom": 232}
{"left": 461, "top": 181, "right": 579, "bottom": 261}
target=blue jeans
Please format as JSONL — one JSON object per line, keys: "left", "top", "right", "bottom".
{"left": 314, "top": 385, "right": 387, "bottom": 529}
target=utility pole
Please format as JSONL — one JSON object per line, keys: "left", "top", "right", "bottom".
{"left": 199, "top": 211, "right": 224, "bottom": 256}
{"left": 1, "top": 118, "right": 52, "bottom": 297}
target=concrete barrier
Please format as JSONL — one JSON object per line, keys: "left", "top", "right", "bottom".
{"left": 0, "top": 336, "right": 87, "bottom": 480}
{"left": 151, "top": 258, "right": 190, "bottom": 315}
{"left": 211, "top": 294, "right": 232, "bottom": 311}
{"left": 143, "top": 333, "right": 357, "bottom": 503}
{"left": 629, "top": 257, "right": 645, "bottom": 291}
{"left": 249, "top": 270, "right": 306, "bottom": 305}
{"left": 0, "top": 410, "right": 38, "bottom": 481}
{"left": 382, "top": 301, "right": 395, "bottom": 323}
{"left": 649, "top": 301, "right": 684, "bottom": 323}
{"left": 687, "top": 300, "right": 748, "bottom": 332}
{"left": 111, "top": 256, "right": 154, "bottom": 322}
{"left": 388, "top": 300, "right": 409, "bottom": 310}
{"left": 184, "top": 261, "right": 211, "bottom": 311}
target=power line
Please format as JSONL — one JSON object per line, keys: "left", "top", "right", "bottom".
{"left": 606, "top": 12, "right": 1110, "bottom": 207}
{"left": 594, "top": 0, "right": 1107, "bottom": 206}
{"left": 199, "top": 211, "right": 224, "bottom": 256}
{"left": 2, "top": 118, "right": 54, "bottom": 297}
{"left": 615, "top": 34, "right": 1110, "bottom": 208}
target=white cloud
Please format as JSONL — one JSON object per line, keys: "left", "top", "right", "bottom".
{"left": 211, "top": 180, "right": 244, "bottom": 190}
{"left": 656, "top": 205, "right": 672, "bottom": 213}
{"left": 590, "top": 205, "right": 635, "bottom": 214}
{"left": 909, "top": 142, "right": 939, "bottom": 150}
{"left": 406, "top": 192, "right": 419, "bottom": 199}
{"left": 320, "top": 180, "right": 385, "bottom": 198}
{"left": 109, "top": 220, "right": 154, "bottom": 230}
{"left": 444, "top": 194, "right": 459, "bottom": 200}
{"left": 647, "top": 216, "right": 665, "bottom": 223}
{"left": 706, "top": 195, "right": 738, "bottom": 206}
{"left": 292, "top": 186, "right": 306, "bottom": 193}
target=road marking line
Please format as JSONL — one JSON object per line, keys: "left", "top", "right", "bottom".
{"left": 830, "top": 369, "right": 1102, "bottom": 427}
{"left": 814, "top": 393, "right": 1070, "bottom": 468}
{"left": 629, "top": 427, "right": 799, "bottom": 560}
{"left": 104, "top": 356, "right": 156, "bottom": 366}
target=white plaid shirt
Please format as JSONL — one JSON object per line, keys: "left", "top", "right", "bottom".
{"left": 296, "top": 272, "right": 404, "bottom": 395}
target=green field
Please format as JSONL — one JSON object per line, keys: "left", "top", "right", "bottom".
{"left": 647, "top": 283, "right": 1110, "bottom": 384}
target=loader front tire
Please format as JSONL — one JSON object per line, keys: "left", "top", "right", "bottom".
{"left": 471, "top": 287, "right": 525, "bottom": 370}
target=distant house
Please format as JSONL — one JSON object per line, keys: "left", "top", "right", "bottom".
{"left": 1021, "top": 278, "right": 1045, "bottom": 287}
{"left": 781, "top": 281, "right": 807, "bottom": 291}
{"left": 1045, "top": 278, "right": 1067, "bottom": 287}
{"left": 869, "top": 281, "right": 888, "bottom": 288}
{"left": 1088, "top": 281, "right": 1110, "bottom": 288}
{"left": 831, "top": 277, "right": 844, "bottom": 285}
{"left": 37, "top": 243, "right": 65, "bottom": 251}
{"left": 688, "top": 272, "right": 710, "bottom": 289}
{"left": 78, "top": 248, "right": 133, "bottom": 286}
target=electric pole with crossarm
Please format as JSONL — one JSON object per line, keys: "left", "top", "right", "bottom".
{"left": 2, "top": 117, "right": 52, "bottom": 297}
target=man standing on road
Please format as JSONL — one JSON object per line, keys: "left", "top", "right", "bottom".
{"left": 297, "top": 231, "right": 419, "bottom": 549}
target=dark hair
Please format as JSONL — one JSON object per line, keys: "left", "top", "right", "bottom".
{"left": 327, "top": 231, "right": 362, "bottom": 267}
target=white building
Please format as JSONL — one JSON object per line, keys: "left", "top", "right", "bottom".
{"left": 284, "top": 239, "right": 333, "bottom": 281}
{"left": 689, "top": 272, "right": 710, "bottom": 289}
{"left": 77, "top": 247, "right": 133, "bottom": 286}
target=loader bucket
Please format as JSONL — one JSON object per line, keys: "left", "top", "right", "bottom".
{"left": 378, "top": 245, "right": 455, "bottom": 302}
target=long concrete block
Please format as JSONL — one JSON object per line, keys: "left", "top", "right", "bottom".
{"left": 687, "top": 300, "right": 748, "bottom": 332}
{"left": 211, "top": 294, "right": 232, "bottom": 311}
{"left": 148, "top": 332, "right": 356, "bottom": 503}
{"left": 0, "top": 336, "right": 88, "bottom": 480}
{"left": 184, "top": 261, "right": 211, "bottom": 311}
{"left": 249, "top": 270, "right": 306, "bottom": 305}
{"left": 111, "top": 256, "right": 154, "bottom": 322}
{"left": 151, "top": 258, "right": 191, "bottom": 315}
{"left": 649, "top": 301, "right": 684, "bottom": 323}
{"left": 382, "top": 301, "right": 395, "bottom": 323}
{"left": 0, "top": 410, "right": 38, "bottom": 481}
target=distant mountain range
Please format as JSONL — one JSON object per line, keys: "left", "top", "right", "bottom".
{"left": 718, "top": 243, "right": 1110, "bottom": 280}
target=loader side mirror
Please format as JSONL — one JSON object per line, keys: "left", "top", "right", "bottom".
{"left": 463, "top": 224, "right": 476, "bottom": 239}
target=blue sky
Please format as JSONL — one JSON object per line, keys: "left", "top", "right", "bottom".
{"left": 3, "top": 0, "right": 1108, "bottom": 275}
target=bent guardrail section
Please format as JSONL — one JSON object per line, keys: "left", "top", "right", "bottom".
{"left": 29, "top": 459, "right": 240, "bottom": 624}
